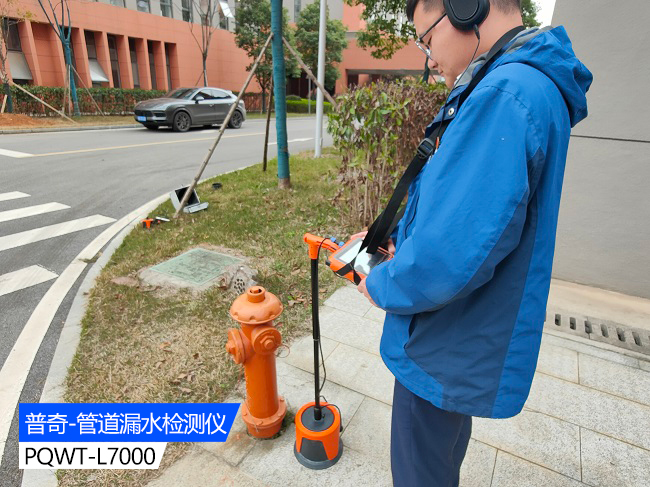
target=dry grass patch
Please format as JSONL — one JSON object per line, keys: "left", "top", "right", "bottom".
{"left": 59, "top": 149, "right": 354, "bottom": 486}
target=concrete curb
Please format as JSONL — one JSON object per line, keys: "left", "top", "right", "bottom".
{"left": 0, "top": 124, "right": 141, "bottom": 135}
{"left": 20, "top": 164, "right": 251, "bottom": 487}
{"left": 20, "top": 193, "right": 168, "bottom": 487}
{"left": 0, "top": 115, "right": 320, "bottom": 134}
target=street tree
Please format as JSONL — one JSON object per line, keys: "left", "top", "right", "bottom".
{"left": 37, "top": 0, "right": 80, "bottom": 115}
{"left": 295, "top": 3, "right": 348, "bottom": 93}
{"left": 0, "top": 0, "right": 32, "bottom": 113}
{"left": 188, "top": 0, "right": 219, "bottom": 86}
{"left": 345, "top": 0, "right": 541, "bottom": 59}
{"left": 235, "top": 0, "right": 299, "bottom": 110}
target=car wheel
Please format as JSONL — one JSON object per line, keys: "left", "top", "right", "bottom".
{"left": 144, "top": 124, "right": 158, "bottom": 130}
{"left": 228, "top": 110, "right": 243, "bottom": 129}
{"left": 173, "top": 111, "right": 191, "bottom": 132}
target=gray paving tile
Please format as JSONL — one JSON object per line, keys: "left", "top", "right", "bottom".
{"left": 581, "top": 428, "right": 650, "bottom": 487}
{"left": 282, "top": 334, "right": 339, "bottom": 374}
{"left": 640, "top": 360, "right": 650, "bottom": 372}
{"left": 197, "top": 399, "right": 256, "bottom": 467}
{"left": 526, "top": 373, "right": 650, "bottom": 450}
{"left": 472, "top": 409, "right": 581, "bottom": 479}
{"left": 541, "top": 333, "right": 640, "bottom": 368}
{"left": 364, "top": 306, "right": 386, "bottom": 323}
{"left": 536, "top": 343, "right": 579, "bottom": 382}
{"left": 459, "top": 439, "right": 497, "bottom": 487}
{"left": 148, "top": 447, "right": 268, "bottom": 487}
{"left": 319, "top": 306, "right": 383, "bottom": 356}
{"left": 275, "top": 360, "right": 365, "bottom": 430}
{"left": 323, "top": 343, "right": 395, "bottom": 406}
{"left": 239, "top": 422, "right": 392, "bottom": 487}
{"left": 323, "top": 286, "right": 373, "bottom": 317}
{"left": 579, "top": 354, "right": 650, "bottom": 406}
{"left": 340, "top": 396, "right": 392, "bottom": 462}
{"left": 491, "top": 451, "right": 585, "bottom": 487}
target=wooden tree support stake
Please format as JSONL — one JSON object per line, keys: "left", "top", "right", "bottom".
{"left": 174, "top": 33, "right": 274, "bottom": 218}
{"left": 10, "top": 81, "right": 78, "bottom": 124}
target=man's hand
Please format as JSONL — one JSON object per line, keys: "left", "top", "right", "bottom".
{"left": 349, "top": 231, "right": 396, "bottom": 256}
{"left": 357, "top": 278, "right": 378, "bottom": 307}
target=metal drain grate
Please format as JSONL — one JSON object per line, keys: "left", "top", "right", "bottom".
{"left": 544, "top": 310, "right": 650, "bottom": 356}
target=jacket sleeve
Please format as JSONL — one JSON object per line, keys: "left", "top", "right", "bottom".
{"left": 365, "top": 86, "right": 543, "bottom": 315}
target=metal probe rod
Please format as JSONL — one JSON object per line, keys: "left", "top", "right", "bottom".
{"left": 311, "top": 257, "right": 323, "bottom": 421}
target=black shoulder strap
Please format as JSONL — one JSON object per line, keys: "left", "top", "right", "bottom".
{"left": 335, "top": 26, "right": 526, "bottom": 285}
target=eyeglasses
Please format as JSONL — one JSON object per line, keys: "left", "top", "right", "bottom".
{"left": 414, "top": 12, "right": 447, "bottom": 62}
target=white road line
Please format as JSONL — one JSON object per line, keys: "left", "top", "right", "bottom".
{"left": 0, "top": 215, "right": 116, "bottom": 252}
{"left": 0, "top": 266, "right": 58, "bottom": 297}
{"left": 0, "top": 148, "right": 34, "bottom": 158}
{"left": 0, "top": 202, "right": 70, "bottom": 223}
{"left": 0, "top": 191, "right": 30, "bottom": 202}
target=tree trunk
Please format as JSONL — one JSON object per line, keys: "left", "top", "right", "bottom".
{"left": 202, "top": 55, "right": 208, "bottom": 86}
{"left": 62, "top": 40, "right": 80, "bottom": 116}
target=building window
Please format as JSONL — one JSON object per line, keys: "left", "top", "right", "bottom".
{"left": 218, "top": 1, "right": 235, "bottom": 30}
{"left": 136, "top": 0, "right": 150, "bottom": 13}
{"left": 160, "top": 0, "right": 173, "bottom": 18}
{"left": 3, "top": 19, "right": 32, "bottom": 84}
{"left": 85, "top": 31, "right": 109, "bottom": 87}
{"left": 110, "top": 0, "right": 125, "bottom": 6}
{"left": 129, "top": 38, "right": 140, "bottom": 88}
{"left": 147, "top": 40, "right": 157, "bottom": 90}
{"left": 165, "top": 44, "right": 172, "bottom": 89}
{"left": 181, "top": 0, "right": 193, "bottom": 22}
{"left": 107, "top": 34, "right": 121, "bottom": 88}
{"left": 294, "top": 0, "right": 301, "bottom": 22}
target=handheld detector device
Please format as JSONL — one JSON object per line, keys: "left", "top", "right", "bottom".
{"left": 326, "top": 237, "right": 392, "bottom": 282}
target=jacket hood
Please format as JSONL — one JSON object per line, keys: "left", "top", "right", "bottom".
{"left": 459, "top": 26, "right": 593, "bottom": 127}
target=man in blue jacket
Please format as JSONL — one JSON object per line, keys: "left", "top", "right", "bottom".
{"left": 355, "top": 0, "right": 592, "bottom": 485}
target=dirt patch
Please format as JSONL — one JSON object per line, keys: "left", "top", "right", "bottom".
{"left": 0, "top": 113, "right": 49, "bottom": 127}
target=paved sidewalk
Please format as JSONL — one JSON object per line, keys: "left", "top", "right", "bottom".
{"left": 147, "top": 285, "right": 650, "bottom": 487}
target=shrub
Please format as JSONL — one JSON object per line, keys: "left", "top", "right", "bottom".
{"left": 9, "top": 85, "right": 167, "bottom": 116}
{"left": 327, "top": 79, "right": 447, "bottom": 227}
{"left": 286, "top": 99, "right": 332, "bottom": 113}
{"left": 285, "top": 94, "right": 302, "bottom": 101}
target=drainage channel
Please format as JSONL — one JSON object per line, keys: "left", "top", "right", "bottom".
{"left": 544, "top": 310, "right": 650, "bottom": 356}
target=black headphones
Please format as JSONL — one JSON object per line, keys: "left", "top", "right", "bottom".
{"left": 443, "top": 0, "right": 490, "bottom": 31}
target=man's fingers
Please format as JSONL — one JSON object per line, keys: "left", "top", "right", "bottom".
{"left": 350, "top": 230, "right": 368, "bottom": 240}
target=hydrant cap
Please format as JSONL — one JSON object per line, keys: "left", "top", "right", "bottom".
{"left": 230, "top": 286, "right": 283, "bottom": 325}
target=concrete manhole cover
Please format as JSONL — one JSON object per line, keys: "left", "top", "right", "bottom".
{"left": 150, "top": 248, "right": 243, "bottom": 285}
{"left": 140, "top": 248, "right": 256, "bottom": 293}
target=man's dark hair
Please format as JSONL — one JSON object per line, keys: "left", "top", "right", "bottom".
{"left": 406, "top": 0, "right": 521, "bottom": 23}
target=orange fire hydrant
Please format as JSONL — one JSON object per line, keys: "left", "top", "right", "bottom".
{"left": 226, "top": 286, "right": 287, "bottom": 438}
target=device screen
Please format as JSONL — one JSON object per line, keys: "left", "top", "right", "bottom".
{"left": 334, "top": 239, "right": 390, "bottom": 276}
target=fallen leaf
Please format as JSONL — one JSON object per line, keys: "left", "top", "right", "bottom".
{"left": 291, "top": 269, "right": 301, "bottom": 276}
{"left": 159, "top": 341, "right": 171, "bottom": 349}
{"left": 177, "top": 373, "right": 187, "bottom": 380}
{"left": 193, "top": 353, "right": 200, "bottom": 359}
{"left": 180, "top": 387, "right": 191, "bottom": 393}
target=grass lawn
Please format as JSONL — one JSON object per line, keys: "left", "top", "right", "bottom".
{"left": 58, "top": 149, "right": 354, "bottom": 486}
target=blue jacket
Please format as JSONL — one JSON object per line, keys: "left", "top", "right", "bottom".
{"left": 365, "top": 26, "right": 593, "bottom": 418}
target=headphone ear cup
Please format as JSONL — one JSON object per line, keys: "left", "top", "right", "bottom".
{"left": 444, "top": 0, "right": 490, "bottom": 31}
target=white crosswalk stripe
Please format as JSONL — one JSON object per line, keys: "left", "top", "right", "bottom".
{"left": 0, "top": 265, "right": 58, "bottom": 297}
{"left": 0, "top": 191, "right": 30, "bottom": 202}
{"left": 0, "top": 215, "right": 116, "bottom": 252}
{"left": 0, "top": 202, "right": 70, "bottom": 223}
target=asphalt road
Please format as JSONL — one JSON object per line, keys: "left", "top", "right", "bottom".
{"left": 0, "top": 116, "right": 331, "bottom": 486}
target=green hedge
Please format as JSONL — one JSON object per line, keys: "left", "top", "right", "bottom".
{"left": 286, "top": 99, "right": 332, "bottom": 114}
{"left": 9, "top": 85, "right": 167, "bottom": 116}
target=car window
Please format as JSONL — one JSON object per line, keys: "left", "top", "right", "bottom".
{"left": 211, "top": 89, "right": 230, "bottom": 99}
{"left": 166, "top": 88, "right": 195, "bottom": 99}
{"left": 195, "top": 89, "right": 215, "bottom": 100}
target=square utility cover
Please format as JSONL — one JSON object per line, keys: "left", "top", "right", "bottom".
{"left": 150, "top": 248, "right": 243, "bottom": 286}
